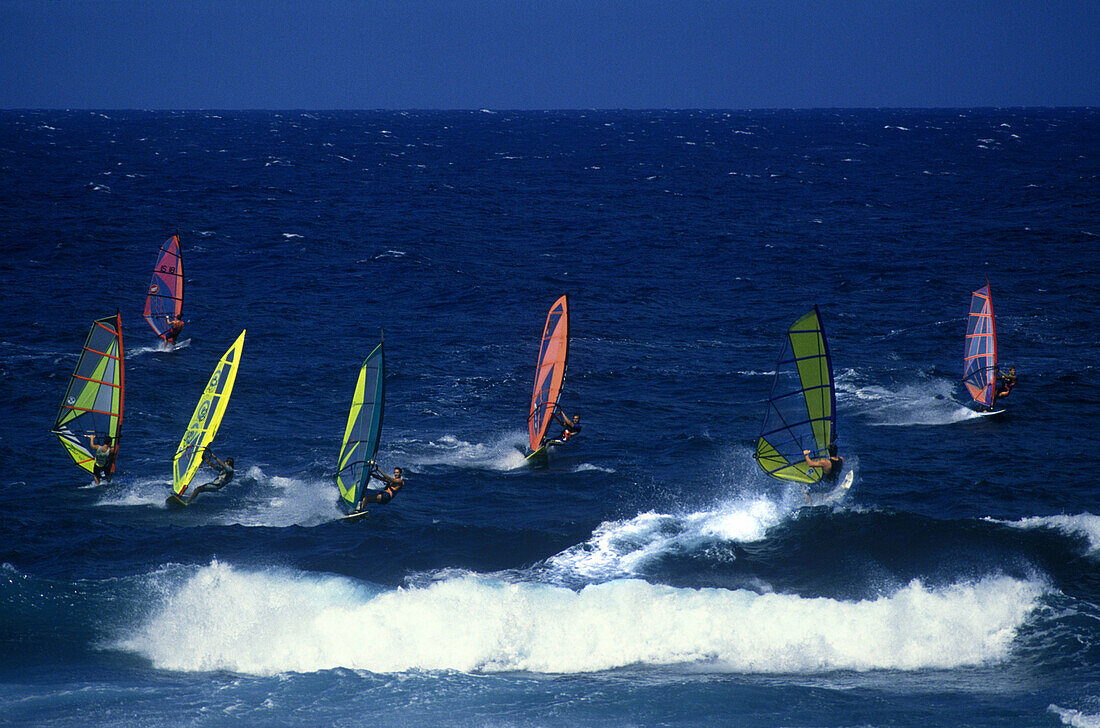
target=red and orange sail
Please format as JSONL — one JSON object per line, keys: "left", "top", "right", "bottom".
{"left": 963, "top": 281, "right": 998, "bottom": 407}
{"left": 143, "top": 234, "right": 184, "bottom": 340}
{"left": 528, "top": 295, "right": 569, "bottom": 452}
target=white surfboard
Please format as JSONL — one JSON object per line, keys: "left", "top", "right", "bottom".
{"left": 972, "top": 407, "right": 1006, "bottom": 417}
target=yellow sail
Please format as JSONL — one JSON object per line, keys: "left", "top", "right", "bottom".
{"left": 172, "top": 330, "right": 246, "bottom": 495}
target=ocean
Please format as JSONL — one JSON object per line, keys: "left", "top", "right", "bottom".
{"left": 1, "top": 108, "right": 1098, "bottom": 727}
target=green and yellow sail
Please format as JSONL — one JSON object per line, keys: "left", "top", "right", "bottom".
{"left": 52, "top": 313, "right": 125, "bottom": 475}
{"left": 754, "top": 307, "right": 837, "bottom": 484}
{"left": 172, "top": 330, "right": 245, "bottom": 496}
{"left": 336, "top": 342, "right": 385, "bottom": 509}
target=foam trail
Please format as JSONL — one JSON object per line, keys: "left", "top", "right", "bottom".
{"left": 116, "top": 564, "right": 1045, "bottom": 676}
{"left": 989, "top": 514, "right": 1100, "bottom": 555}
{"left": 838, "top": 374, "right": 979, "bottom": 426}
{"left": 128, "top": 338, "right": 191, "bottom": 358}
{"left": 410, "top": 431, "right": 529, "bottom": 471}
{"left": 95, "top": 466, "right": 342, "bottom": 525}
{"left": 210, "top": 466, "right": 341, "bottom": 527}
{"left": 95, "top": 477, "right": 173, "bottom": 507}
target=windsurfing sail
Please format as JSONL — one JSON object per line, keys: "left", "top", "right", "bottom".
{"left": 528, "top": 295, "right": 569, "bottom": 452}
{"left": 754, "top": 306, "right": 837, "bottom": 484}
{"left": 172, "top": 330, "right": 245, "bottom": 496}
{"left": 336, "top": 342, "right": 385, "bottom": 509}
{"left": 51, "top": 313, "right": 125, "bottom": 475}
{"left": 143, "top": 234, "right": 184, "bottom": 340}
{"left": 963, "top": 281, "right": 998, "bottom": 408}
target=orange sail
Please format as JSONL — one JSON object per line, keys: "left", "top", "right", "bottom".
{"left": 528, "top": 295, "right": 569, "bottom": 452}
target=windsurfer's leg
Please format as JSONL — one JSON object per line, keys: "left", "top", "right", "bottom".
{"left": 361, "top": 491, "right": 392, "bottom": 506}
{"left": 187, "top": 482, "right": 217, "bottom": 502}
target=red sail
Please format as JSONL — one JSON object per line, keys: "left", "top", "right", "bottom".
{"left": 528, "top": 295, "right": 569, "bottom": 451}
{"left": 143, "top": 235, "right": 184, "bottom": 339}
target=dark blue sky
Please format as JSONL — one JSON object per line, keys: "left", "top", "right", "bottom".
{"left": 2, "top": 0, "right": 1097, "bottom": 109}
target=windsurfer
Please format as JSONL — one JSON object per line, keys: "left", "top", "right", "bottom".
{"left": 803, "top": 443, "right": 843, "bottom": 482}
{"left": 544, "top": 410, "right": 581, "bottom": 447}
{"left": 995, "top": 366, "right": 1017, "bottom": 400}
{"left": 165, "top": 314, "right": 185, "bottom": 344}
{"left": 187, "top": 452, "right": 234, "bottom": 503}
{"left": 87, "top": 435, "right": 116, "bottom": 485}
{"left": 356, "top": 466, "right": 405, "bottom": 511}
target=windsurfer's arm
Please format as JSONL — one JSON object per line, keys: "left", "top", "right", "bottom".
{"left": 803, "top": 450, "right": 829, "bottom": 468}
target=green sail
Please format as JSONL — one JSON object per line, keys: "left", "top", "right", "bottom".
{"left": 336, "top": 342, "right": 385, "bottom": 508}
{"left": 754, "top": 307, "right": 836, "bottom": 484}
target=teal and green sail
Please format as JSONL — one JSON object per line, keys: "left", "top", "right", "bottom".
{"left": 336, "top": 342, "right": 385, "bottom": 509}
{"left": 754, "top": 306, "right": 836, "bottom": 484}
{"left": 52, "top": 313, "right": 125, "bottom": 475}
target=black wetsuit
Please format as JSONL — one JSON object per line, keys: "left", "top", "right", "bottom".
{"left": 546, "top": 421, "right": 580, "bottom": 447}
{"left": 92, "top": 447, "right": 113, "bottom": 483}
{"left": 358, "top": 475, "right": 404, "bottom": 509}
{"left": 188, "top": 463, "right": 234, "bottom": 502}
{"left": 821, "top": 457, "right": 843, "bottom": 483}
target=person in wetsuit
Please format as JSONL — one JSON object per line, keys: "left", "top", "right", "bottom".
{"left": 87, "top": 434, "right": 116, "bottom": 485}
{"left": 544, "top": 410, "right": 581, "bottom": 447}
{"left": 995, "top": 366, "right": 1018, "bottom": 400}
{"left": 187, "top": 452, "right": 234, "bottom": 503}
{"left": 164, "top": 314, "right": 185, "bottom": 345}
{"left": 355, "top": 466, "right": 406, "bottom": 512}
{"left": 803, "top": 442, "right": 844, "bottom": 482}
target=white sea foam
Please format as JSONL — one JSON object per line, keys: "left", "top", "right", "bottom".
{"left": 128, "top": 338, "right": 191, "bottom": 358}
{"left": 570, "top": 463, "right": 615, "bottom": 474}
{"left": 836, "top": 373, "right": 979, "bottom": 426}
{"left": 95, "top": 466, "right": 341, "bottom": 525}
{"left": 1050, "top": 705, "right": 1100, "bottom": 728}
{"left": 544, "top": 494, "right": 793, "bottom": 582}
{"left": 95, "top": 476, "right": 173, "bottom": 508}
{"left": 207, "top": 466, "right": 340, "bottom": 527}
{"left": 410, "top": 431, "right": 530, "bottom": 472}
{"left": 116, "top": 563, "right": 1045, "bottom": 676}
{"left": 989, "top": 514, "right": 1100, "bottom": 555}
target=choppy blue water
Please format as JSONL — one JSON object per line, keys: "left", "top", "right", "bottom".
{"left": 1, "top": 109, "right": 1099, "bottom": 727}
